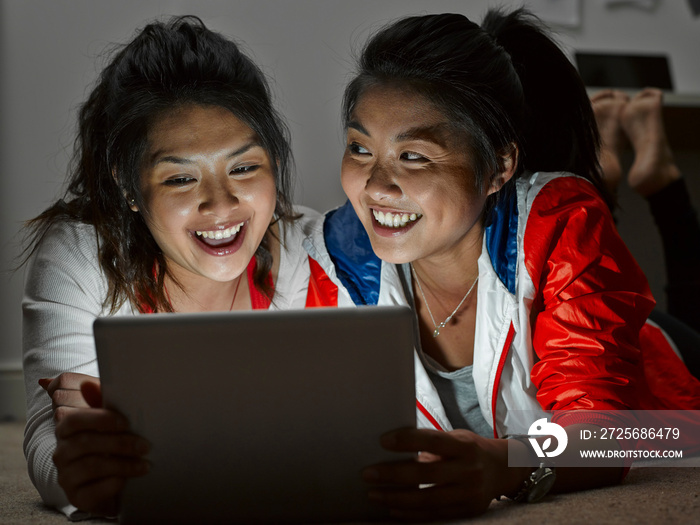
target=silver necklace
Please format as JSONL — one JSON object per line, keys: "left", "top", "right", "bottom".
{"left": 410, "top": 263, "right": 479, "bottom": 338}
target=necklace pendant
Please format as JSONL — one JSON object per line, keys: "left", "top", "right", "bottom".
{"left": 410, "top": 263, "right": 479, "bottom": 341}
{"left": 433, "top": 321, "right": 447, "bottom": 338}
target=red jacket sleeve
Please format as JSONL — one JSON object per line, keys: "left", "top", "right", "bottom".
{"left": 523, "top": 176, "right": 655, "bottom": 417}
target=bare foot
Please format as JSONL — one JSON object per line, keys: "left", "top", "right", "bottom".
{"left": 591, "top": 89, "right": 629, "bottom": 193}
{"left": 621, "top": 88, "right": 681, "bottom": 197}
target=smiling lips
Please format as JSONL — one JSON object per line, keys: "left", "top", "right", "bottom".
{"left": 372, "top": 209, "right": 422, "bottom": 228}
{"left": 195, "top": 221, "right": 245, "bottom": 248}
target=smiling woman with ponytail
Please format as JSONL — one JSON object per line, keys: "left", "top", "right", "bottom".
{"left": 308, "top": 7, "right": 700, "bottom": 519}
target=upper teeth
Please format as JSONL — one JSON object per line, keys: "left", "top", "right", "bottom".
{"left": 196, "top": 222, "right": 244, "bottom": 239}
{"left": 373, "top": 210, "right": 421, "bottom": 228}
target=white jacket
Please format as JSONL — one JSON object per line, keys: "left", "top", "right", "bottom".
{"left": 304, "top": 172, "right": 697, "bottom": 438}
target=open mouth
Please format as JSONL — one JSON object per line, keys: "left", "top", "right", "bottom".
{"left": 193, "top": 221, "right": 246, "bottom": 253}
{"left": 372, "top": 209, "right": 422, "bottom": 228}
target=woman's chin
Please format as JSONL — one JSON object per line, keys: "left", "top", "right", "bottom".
{"left": 368, "top": 242, "right": 417, "bottom": 265}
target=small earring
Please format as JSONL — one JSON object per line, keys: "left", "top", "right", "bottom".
{"left": 127, "top": 197, "right": 138, "bottom": 212}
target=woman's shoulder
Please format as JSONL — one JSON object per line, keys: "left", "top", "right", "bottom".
{"left": 292, "top": 204, "right": 323, "bottom": 222}
{"left": 515, "top": 171, "right": 611, "bottom": 226}
{"left": 282, "top": 204, "right": 324, "bottom": 239}
{"left": 519, "top": 171, "right": 604, "bottom": 202}
{"left": 25, "top": 219, "right": 105, "bottom": 291}
{"left": 31, "top": 219, "right": 100, "bottom": 262}
{"left": 275, "top": 204, "right": 321, "bottom": 258}
{"left": 23, "top": 219, "right": 111, "bottom": 312}
{"left": 269, "top": 205, "right": 322, "bottom": 309}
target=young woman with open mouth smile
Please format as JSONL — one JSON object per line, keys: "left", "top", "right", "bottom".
{"left": 21, "top": 17, "right": 335, "bottom": 518}
{"left": 137, "top": 104, "right": 278, "bottom": 313}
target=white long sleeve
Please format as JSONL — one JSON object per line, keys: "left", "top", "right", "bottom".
{"left": 22, "top": 220, "right": 135, "bottom": 518}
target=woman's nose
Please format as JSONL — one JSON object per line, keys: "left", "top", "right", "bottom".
{"left": 199, "top": 175, "right": 239, "bottom": 216}
{"left": 364, "top": 163, "right": 402, "bottom": 201}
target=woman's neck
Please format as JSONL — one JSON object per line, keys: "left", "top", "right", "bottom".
{"left": 165, "top": 273, "right": 249, "bottom": 313}
{"left": 409, "top": 229, "right": 483, "bottom": 300}
{"left": 409, "top": 229, "right": 483, "bottom": 370}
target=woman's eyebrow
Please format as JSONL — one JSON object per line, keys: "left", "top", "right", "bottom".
{"left": 225, "top": 141, "right": 260, "bottom": 159}
{"left": 395, "top": 124, "right": 451, "bottom": 147}
{"left": 149, "top": 141, "right": 262, "bottom": 167}
{"left": 152, "top": 155, "right": 194, "bottom": 166}
{"left": 347, "top": 121, "right": 369, "bottom": 136}
{"left": 347, "top": 120, "right": 451, "bottom": 149}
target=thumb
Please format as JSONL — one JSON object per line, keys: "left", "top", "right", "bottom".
{"left": 418, "top": 450, "right": 442, "bottom": 463}
{"left": 80, "top": 379, "right": 103, "bottom": 408}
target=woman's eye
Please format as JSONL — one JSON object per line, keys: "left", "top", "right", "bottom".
{"left": 231, "top": 165, "right": 259, "bottom": 175}
{"left": 348, "top": 142, "right": 370, "bottom": 156}
{"left": 401, "top": 151, "right": 427, "bottom": 162}
{"left": 164, "top": 176, "right": 194, "bottom": 186}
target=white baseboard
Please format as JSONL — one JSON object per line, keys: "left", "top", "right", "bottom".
{"left": 0, "top": 367, "right": 26, "bottom": 422}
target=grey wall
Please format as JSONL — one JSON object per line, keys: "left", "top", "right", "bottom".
{"left": 2, "top": 0, "right": 699, "bottom": 419}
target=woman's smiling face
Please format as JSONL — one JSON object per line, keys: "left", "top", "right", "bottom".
{"left": 341, "top": 84, "right": 494, "bottom": 265}
{"left": 137, "top": 104, "right": 277, "bottom": 288}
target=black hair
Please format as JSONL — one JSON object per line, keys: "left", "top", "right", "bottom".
{"left": 22, "top": 15, "right": 295, "bottom": 312}
{"left": 342, "top": 8, "right": 612, "bottom": 214}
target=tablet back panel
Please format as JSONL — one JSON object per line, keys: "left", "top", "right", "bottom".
{"left": 94, "top": 306, "right": 416, "bottom": 524}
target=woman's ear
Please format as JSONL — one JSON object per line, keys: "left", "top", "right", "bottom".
{"left": 487, "top": 143, "right": 518, "bottom": 196}
{"left": 126, "top": 196, "right": 139, "bottom": 212}
{"left": 112, "top": 168, "right": 139, "bottom": 212}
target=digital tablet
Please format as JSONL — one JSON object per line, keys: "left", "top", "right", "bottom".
{"left": 94, "top": 306, "right": 416, "bottom": 524}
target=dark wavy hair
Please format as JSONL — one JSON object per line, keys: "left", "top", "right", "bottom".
{"left": 22, "top": 15, "right": 295, "bottom": 312}
{"left": 342, "top": 8, "right": 613, "bottom": 215}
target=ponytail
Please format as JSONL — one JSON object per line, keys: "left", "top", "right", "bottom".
{"left": 482, "top": 8, "right": 614, "bottom": 209}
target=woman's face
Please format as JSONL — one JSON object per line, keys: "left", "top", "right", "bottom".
{"left": 341, "top": 84, "right": 495, "bottom": 265}
{"left": 137, "top": 104, "right": 277, "bottom": 287}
